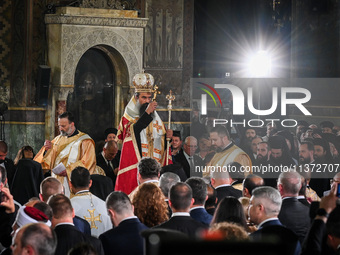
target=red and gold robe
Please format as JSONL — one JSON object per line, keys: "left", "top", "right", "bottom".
{"left": 115, "top": 97, "right": 172, "bottom": 194}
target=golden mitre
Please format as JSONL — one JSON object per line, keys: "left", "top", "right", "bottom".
{"left": 133, "top": 72, "right": 154, "bottom": 93}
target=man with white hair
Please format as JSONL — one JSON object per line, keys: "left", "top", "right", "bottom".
{"left": 249, "top": 186, "right": 301, "bottom": 255}
{"left": 210, "top": 167, "right": 242, "bottom": 204}
{"left": 248, "top": 186, "right": 282, "bottom": 229}
{"left": 174, "top": 136, "right": 204, "bottom": 178}
{"left": 277, "top": 171, "right": 310, "bottom": 244}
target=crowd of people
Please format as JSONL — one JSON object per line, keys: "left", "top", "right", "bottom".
{"left": 1, "top": 72, "right": 340, "bottom": 255}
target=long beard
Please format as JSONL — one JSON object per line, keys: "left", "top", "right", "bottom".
{"left": 60, "top": 127, "right": 73, "bottom": 136}
{"left": 256, "top": 155, "right": 267, "bottom": 164}
{"left": 299, "top": 156, "right": 310, "bottom": 164}
{"left": 270, "top": 156, "right": 282, "bottom": 164}
{"left": 139, "top": 103, "right": 149, "bottom": 116}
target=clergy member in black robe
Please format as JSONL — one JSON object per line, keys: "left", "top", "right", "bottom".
{"left": 10, "top": 158, "right": 44, "bottom": 205}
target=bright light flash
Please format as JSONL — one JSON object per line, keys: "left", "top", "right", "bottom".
{"left": 247, "top": 50, "right": 272, "bottom": 77}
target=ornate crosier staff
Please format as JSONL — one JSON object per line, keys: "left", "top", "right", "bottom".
{"left": 165, "top": 90, "right": 175, "bottom": 165}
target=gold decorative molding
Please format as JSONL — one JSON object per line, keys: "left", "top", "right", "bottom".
{"left": 5, "top": 121, "right": 45, "bottom": 125}
{"left": 55, "top": 7, "right": 138, "bottom": 17}
{"left": 8, "top": 107, "right": 45, "bottom": 111}
{"left": 45, "top": 15, "right": 148, "bottom": 28}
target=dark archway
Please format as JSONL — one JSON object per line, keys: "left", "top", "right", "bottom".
{"left": 67, "top": 46, "right": 115, "bottom": 142}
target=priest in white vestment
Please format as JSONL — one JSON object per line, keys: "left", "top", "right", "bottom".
{"left": 70, "top": 166, "right": 111, "bottom": 237}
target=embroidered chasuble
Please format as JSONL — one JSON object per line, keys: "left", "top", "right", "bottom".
{"left": 34, "top": 131, "right": 96, "bottom": 197}
{"left": 71, "top": 191, "right": 111, "bottom": 237}
{"left": 115, "top": 96, "right": 172, "bottom": 194}
{"left": 204, "top": 143, "right": 252, "bottom": 177}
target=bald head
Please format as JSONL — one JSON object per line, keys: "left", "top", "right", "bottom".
{"left": 103, "top": 140, "right": 118, "bottom": 161}
{"left": 243, "top": 174, "right": 264, "bottom": 198}
{"left": 210, "top": 169, "right": 232, "bottom": 188}
{"left": 40, "top": 177, "right": 63, "bottom": 202}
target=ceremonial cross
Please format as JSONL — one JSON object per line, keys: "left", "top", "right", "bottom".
{"left": 84, "top": 209, "right": 102, "bottom": 229}
{"left": 153, "top": 120, "right": 162, "bottom": 132}
{"left": 152, "top": 84, "right": 161, "bottom": 101}
{"left": 166, "top": 90, "right": 175, "bottom": 106}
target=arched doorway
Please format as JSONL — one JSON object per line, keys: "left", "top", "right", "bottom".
{"left": 67, "top": 45, "right": 128, "bottom": 143}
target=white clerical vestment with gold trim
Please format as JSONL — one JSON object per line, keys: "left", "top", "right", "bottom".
{"left": 70, "top": 190, "right": 111, "bottom": 237}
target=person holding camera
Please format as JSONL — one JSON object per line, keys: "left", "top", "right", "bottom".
{"left": 0, "top": 166, "right": 16, "bottom": 249}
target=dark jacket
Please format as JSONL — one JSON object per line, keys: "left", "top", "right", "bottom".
{"left": 99, "top": 218, "right": 148, "bottom": 255}
{"left": 154, "top": 215, "right": 207, "bottom": 239}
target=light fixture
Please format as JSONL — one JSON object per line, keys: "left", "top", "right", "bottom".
{"left": 247, "top": 50, "right": 272, "bottom": 77}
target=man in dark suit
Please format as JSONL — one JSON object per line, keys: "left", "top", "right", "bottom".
{"left": 99, "top": 191, "right": 148, "bottom": 255}
{"left": 249, "top": 186, "right": 283, "bottom": 233}
{"left": 96, "top": 140, "right": 118, "bottom": 187}
{"left": 210, "top": 166, "right": 242, "bottom": 204}
{"left": 48, "top": 194, "right": 104, "bottom": 255}
{"left": 154, "top": 182, "right": 207, "bottom": 238}
{"left": 249, "top": 186, "right": 301, "bottom": 255}
{"left": 0, "top": 141, "right": 15, "bottom": 188}
{"left": 301, "top": 184, "right": 340, "bottom": 255}
{"left": 186, "top": 177, "right": 212, "bottom": 226}
{"left": 278, "top": 171, "right": 310, "bottom": 244}
{"left": 174, "top": 136, "right": 204, "bottom": 178}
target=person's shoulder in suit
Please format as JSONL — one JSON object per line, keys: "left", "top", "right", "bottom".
{"left": 96, "top": 153, "right": 105, "bottom": 165}
{"left": 73, "top": 215, "right": 91, "bottom": 236}
{"left": 99, "top": 218, "right": 148, "bottom": 255}
{"left": 216, "top": 186, "right": 242, "bottom": 201}
{"left": 154, "top": 215, "right": 207, "bottom": 238}
{"left": 174, "top": 149, "right": 185, "bottom": 161}
{"left": 190, "top": 207, "right": 212, "bottom": 226}
{"left": 298, "top": 197, "right": 310, "bottom": 207}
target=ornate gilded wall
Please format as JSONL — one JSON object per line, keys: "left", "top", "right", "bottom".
{"left": 144, "top": 0, "right": 194, "bottom": 134}
{"left": 0, "top": 0, "right": 11, "bottom": 103}
{"left": 1, "top": 0, "right": 194, "bottom": 157}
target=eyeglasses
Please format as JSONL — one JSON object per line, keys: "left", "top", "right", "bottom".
{"left": 330, "top": 179, "right": 340, "bottom": 185}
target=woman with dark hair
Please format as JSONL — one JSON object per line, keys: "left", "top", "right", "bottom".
{"left": 210, "top": 196, "right": 248, "bottom": 232}
{"left": 132, "top": 183, "right": 169, "bottom": 227}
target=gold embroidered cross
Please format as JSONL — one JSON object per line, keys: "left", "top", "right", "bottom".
{"left": 84, "top": 209, "right": 102, "bottom": 229}
{"left": 153, "top": 121, "right": 162, "bottom": 133}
